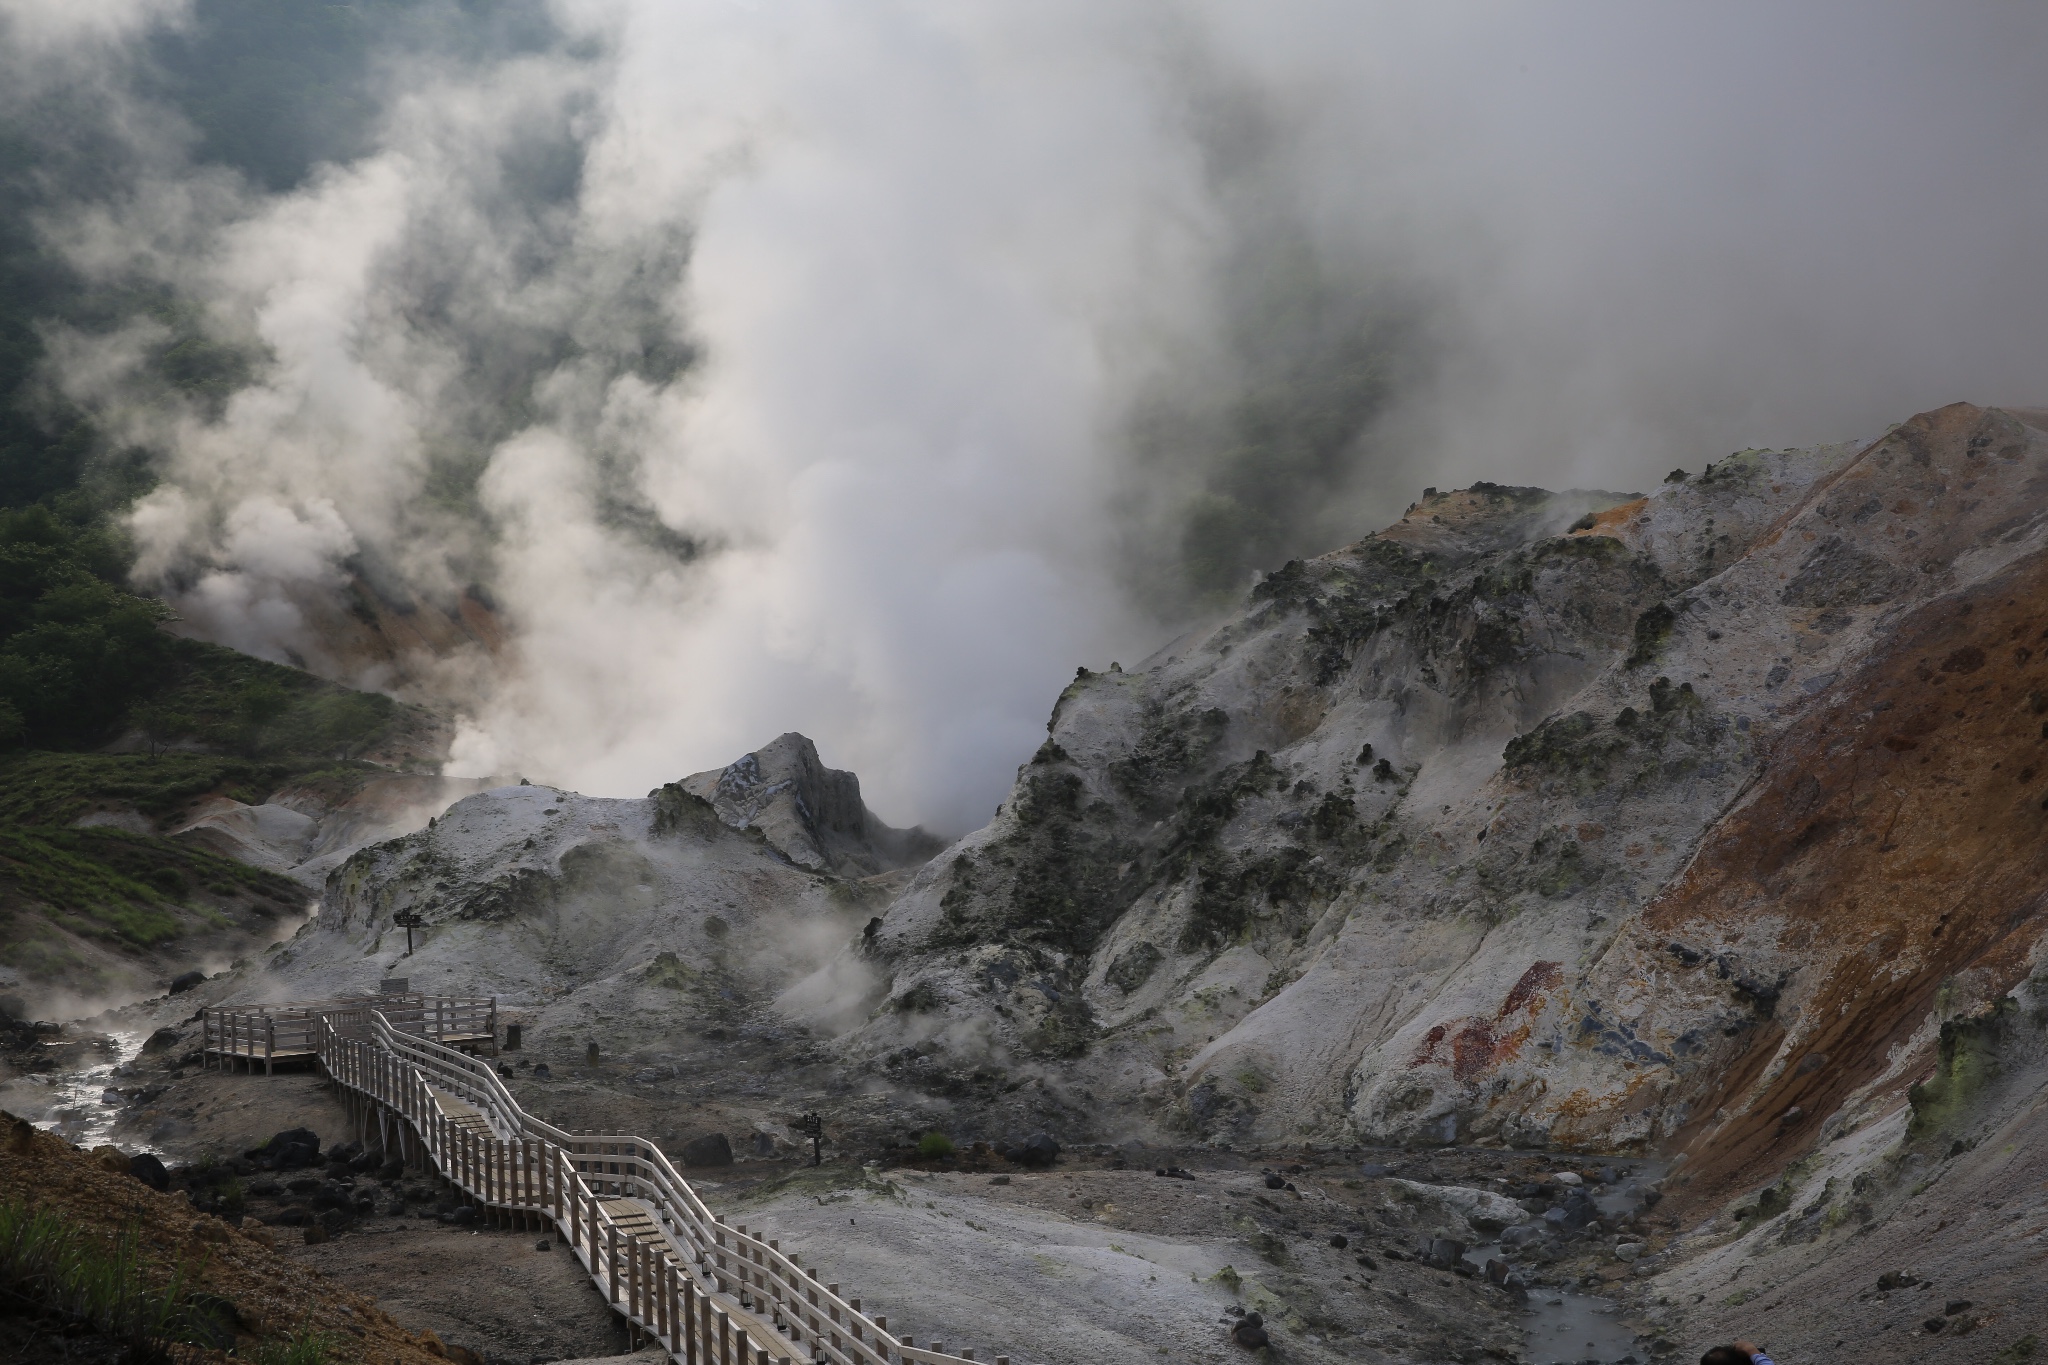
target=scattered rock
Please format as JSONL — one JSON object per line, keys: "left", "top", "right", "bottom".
{"left": 532, "top": 1063, "right": 551, "bottom": 1080}
{"left": 1419, "top": 1237, "right": 1466, "bottom": 1270}
{"left": 1926, "top": 1318, "right": 1950, "bottom": 1334}
{"left": 1551, "top": 1172, "right": 1584, "bottom": 1187}
{"left": 1358, "top": 1163, "right": 1391, "bottom": 1178}
{"left": 249, "top": 1127, "right": 322, "bottom": 1171}
{"left": 130, "top": 1152, "right": 169, "bottom": 1191}
{"left": 1948, "top": 1301, "right": 1975, "bottom": 1317}
{"left": 1264, "top": 1173, "right": 1287, "bottom": 1190}
{"left": 1878, "top": 1270, "right": 1919, "bottom": 1292}
{"left": 303, "top": 1222, "right": 329, "bottom": 1245}
{"left": 141, "top": 1026, "right": 183, "bottom": 1054}
{"left": 1231, "top": 1312, "right": 1269, "bottom": 1349}
{"left": 1010, "top": 1132, "right": 1060, "bottom": 1168}
{"left": 167, "top": 970, "right": 206, "bottom": 995}
{"left": 536, "top": 1240, "right": 552, "bottom": 1251}
{"left": 240, "top": 1219, "right": 275, "bottom": 1249}
{"left": 450, "top": 1205, "right": 478, "bottom": 1226}
{"left": 1615, "top": 1243, "right": 1645, "bottom": 1262}
{"left": 989, "top": 1175, "right": 1011, "bottom": 1186}
{"left": 1155, "top": 1167, "right": 1194, "bottom": 1180}
{"left": 1329, "top": 1234, "right": 1349, "bottom": 1249}
{"left": 681, "top": 1133, "right": 734, "bottom": 1168}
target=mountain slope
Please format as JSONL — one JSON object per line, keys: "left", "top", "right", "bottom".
{"left": 849, "top": 404, "right": 2048, "bottom": 1194}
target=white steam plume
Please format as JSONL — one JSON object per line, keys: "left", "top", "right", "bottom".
{"left": 17, "top": 1, "right": 2048, "bottom": 832}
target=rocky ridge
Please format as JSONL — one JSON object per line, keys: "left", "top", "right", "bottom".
{"left": 849, "top": 404, "right": 2048, "bottom": 1191}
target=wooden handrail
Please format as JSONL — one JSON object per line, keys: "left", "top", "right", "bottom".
{"left": 214, "top": 996, "right": 1005, "bottom": 1365}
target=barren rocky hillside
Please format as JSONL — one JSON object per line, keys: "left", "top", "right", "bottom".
{"left": 64, "top": 402, "right": 2048, "bottom": 1364}
{"left": 859, "top": 403, "right": 2048, "bottom": 1186}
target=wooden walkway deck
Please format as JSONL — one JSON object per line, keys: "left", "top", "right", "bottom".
{"left": 210, "top": 995, "right": 1014, "bottom": 1365}
{"left": 202, "top": 994, "right": 495, "bottom": 1073}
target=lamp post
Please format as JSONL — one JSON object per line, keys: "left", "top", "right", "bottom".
{"left": 394, "top": 909, "right": 424, "bottom": 955}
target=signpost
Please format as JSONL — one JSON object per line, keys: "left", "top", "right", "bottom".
{"left": 800, "top": 1112, "right": 824, "bottom": 1167}
{"left": 394, "top": 909, "right": 424, "bottom": 955}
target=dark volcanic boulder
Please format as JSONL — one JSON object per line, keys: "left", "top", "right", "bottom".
{"left": 681, "top": 1133, "right": 734, "bottom": 1167}
{"left": 167, "top": 971, "right": 206, "bottom": 995}
{"left": 249, "top": 1127, "right": 321, "bottom": 1170}
{"left": 1231, "top": 1312, "right": 1269, "bottom": 1349}
{"left": 129, "top": 1152, "right": 169, "bottom": 1191}
{"left": 141, "top": 1026, "right": 182, "bottom": 1054}
{"left": 1011, "top": 1132, "right": 1060, "bottom": 1168}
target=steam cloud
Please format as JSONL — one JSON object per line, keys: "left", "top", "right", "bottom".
{"left": 6, "top": 1, "right": 2048, "bottom": 831}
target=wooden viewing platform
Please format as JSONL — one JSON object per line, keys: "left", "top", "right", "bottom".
{"left": 202, "top": 994, "right": 496, "bottom": 1073}
{"left": 217, "top": 992, "right": 1015, "bottom": 1365}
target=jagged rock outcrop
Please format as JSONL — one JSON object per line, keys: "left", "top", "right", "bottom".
{"left": 678, "top": 733, "right": 941, "bottom": 877}
{"left": 850, "top": 405, "right": 2048, "bottom": 1197}
{"left": 264, "top": 735, "right": 931, "bottom": 1025}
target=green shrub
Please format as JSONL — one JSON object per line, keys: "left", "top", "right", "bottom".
{"left": 915, "top": 1131, "right": 956, "bottom": 1160}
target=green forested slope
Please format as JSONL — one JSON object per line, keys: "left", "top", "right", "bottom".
{"left": 0, "top": 4, "right": 487, "bottom": 993}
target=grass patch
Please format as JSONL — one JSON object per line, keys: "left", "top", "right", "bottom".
{"left": 0, "top": 750, "right": 375, "bottom": 828}
{"left": 138, "top": 635, "right": 408, "bottom": 761}
{"left": 244, "top": 1326, "right": 342, "bottom": 1365}
{"left": 0, "top": 825, "right": 305, "bottom": 949}
{"left": 0, "top": 1199, "right": 231, "bottom": 1355}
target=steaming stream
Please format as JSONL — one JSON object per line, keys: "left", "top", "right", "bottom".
{"left": 30, "top": 1028, "right": 155, "bottom": 1154}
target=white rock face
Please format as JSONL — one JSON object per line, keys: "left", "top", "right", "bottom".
{"left": 259, "top": 739, "right": 935, "bottom": 1056}
{"left": 680, "top": 732, "right": 941, "bottom": 876}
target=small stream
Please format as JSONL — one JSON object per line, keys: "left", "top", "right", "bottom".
{"left": 30, "top": 1028, "right": 154, "bottom": 1153}
{"left": 1459, "top": 1162, "right": 1665, "bottom": 1365}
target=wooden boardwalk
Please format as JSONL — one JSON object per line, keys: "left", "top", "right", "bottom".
{"left": 204, "top": 996, "right": 1012, "bottom": 1365}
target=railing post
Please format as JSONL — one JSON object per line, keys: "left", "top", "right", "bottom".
{"left": 683, "top": 1272, "right": 698, "bottom": 1365}
{"left": 659, "top": 1255, "right": 673, "bottom": 1346}
{"left": 608, "top": 1222, "right": 621, "bottom": 1304}
{"left": 632, "top": 1235, "right": 644, "bottom": 1322}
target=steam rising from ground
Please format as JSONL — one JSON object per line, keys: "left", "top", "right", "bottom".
{"left": 6, "top": 1, "right": 2048, "bottom": 830}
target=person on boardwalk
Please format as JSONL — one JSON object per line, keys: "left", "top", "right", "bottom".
{"left": 1701, "top": 1339, "right": 1774, "bottom": 1365}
